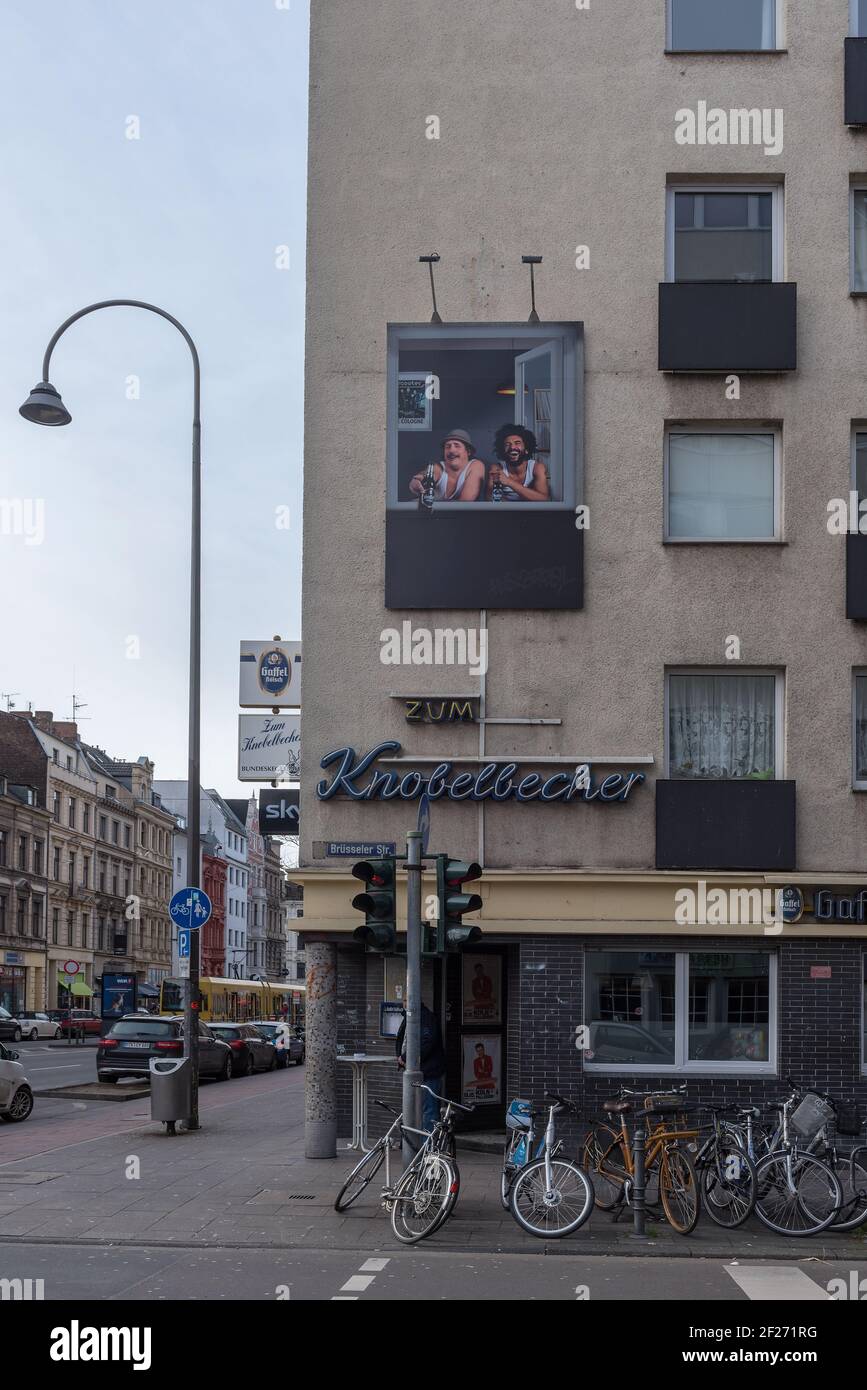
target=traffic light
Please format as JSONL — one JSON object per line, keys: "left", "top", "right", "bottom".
{"left": 436, "top": 856, "right": 483, "bottom": 950}
{"left": 351, "top": 857, "right": 397, "bottom": 951}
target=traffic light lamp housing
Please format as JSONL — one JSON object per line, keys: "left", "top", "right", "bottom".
{"left": 351, "top": 857, "right": 397, "bottom": 952}
{"left": 436, "top": 856, "right": 483, "bottom": 951}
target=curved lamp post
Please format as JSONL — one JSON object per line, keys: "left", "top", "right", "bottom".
{"left": 20, "top": 300, "right": 203, "bottom": 1130}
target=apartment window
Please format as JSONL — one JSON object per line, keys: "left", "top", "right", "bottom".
{"left": 140, "top": 824, "right": 146, "bottom": 846}
{"left": 83, "top": 805, "right": 90, "bottom": 834}
{"left": 124, "top": 824, "right": 131, "bottom": 849}
{"left": 105, "top": 784, "right": 115, "bottom": 799}
{"left": 0, "top": 896, "right": 5, "bottom": 933}
{"left": 32, "top": 899, "right": 42, "bottom": 937}
{"left": 151, "top": 827, "right": 156, "bottom": 850}
{"left": 0, "top": 830, "right": 5, "bottom": 866}
{"left": 112, "top": 820, "right": 119, "bottom": 845}
{"left": 99, "top": 859, "right": 107, "bottom": 892}
{"left": 17, "top": 834, "right": 27, "bottom": 871}
{"left": 99, "top": 815, "right": 107, "bottom": 840}
{"left": 83, "top": 856, "right": 89, "bottom": 887}
{"left": 66, "top": 911, "right": 74, "bottom": 946}
{"left": 98, "top": 916, "right": 106, "bottom": 951}
{"left": 66, "top": 755, "right": 73, "bottom": 771}
{"left": 81, "top": 913, "right": 88, "bottom": 949}
{"left": 667, "top": 427, "right": 780, "bottom": 541}
{"left": 668, "top": 0, "right": 778, "bottom": 52}
{"left": 124, "top": 872, "right": 130, "bottom": 898}
{"left": 52, "top": 748, "right": 59, "bottom": 764}
{"left": 667, "top": 670, "right": 781, "bottom": 779}
{"left": 667, "top": 187, "right": 781, "bottom": 283}
{"left": 52, "top": 790, "right": 60, "bottom": 821}
{"left": 53, "top": 844, "right": 61, "bottom": 879}
{"left": 176, "top": 856, "right": 182, "bottom": 876}
{"left": 52, "top": 908, "right": 59, "bottom": 944}
{"left": 854, "top": 672, "right": 867, "bottom": 790}
{"left": 17, "top": 897, "right": 26, "bottom": 935}
{"left": 68, "top": 797, "right": 75, "bottom": 828}
{"left": 112, "top": 865, "right": 119, "bottom": 895}
{"left": 585, "top": 949, "right": 774, "bottom": 1072}
{"left": 33, "top": 840, "right": 42, "bottom": 875}
{"left": 68, "top": 853, "right": 76, "bottom": 888}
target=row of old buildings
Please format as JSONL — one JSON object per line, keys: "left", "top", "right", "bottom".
{"left": 0, "top": 710, "right": 303, "bottom": 1015}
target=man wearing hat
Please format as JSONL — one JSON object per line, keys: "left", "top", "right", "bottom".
{"left": 408, "top": 428, "right": 485, "bottom": 502}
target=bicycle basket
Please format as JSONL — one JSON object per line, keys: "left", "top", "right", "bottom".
{"left": 833, "top": 1101, "right": 863, "bottom": 1138}
{"left": 506, "top": 1099, "right": 533, "bottom": 1131}
{"left": 645, "top": 1095, "right": 688, "bottom": 1116}
{"left": 790, "top": 1092, "right": 836, "bottom": 1139}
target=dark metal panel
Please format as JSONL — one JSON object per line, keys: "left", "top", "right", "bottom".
{"left": 658, "top": 282, "right": 797, "bottom": 373}
{"left": 655, "top": 779, "right": 797, "bottom": 871}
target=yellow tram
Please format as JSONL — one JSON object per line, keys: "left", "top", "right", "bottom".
{"left": 160, "top": 976, "right": 305, "bottom": 1026}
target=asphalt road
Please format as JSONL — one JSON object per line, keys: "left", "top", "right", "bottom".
{"left": 3, "top": 1243, "right": 865, "bottom": 1302}
{"left": 12, "top": 1040, "right": 98, "bottom": 1091}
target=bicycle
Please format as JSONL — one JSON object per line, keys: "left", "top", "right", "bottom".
{"left": 386, "top": 1085, "right": 473, "bottom": 1244}
{"left": 582, "top": 1085, "right": 701, "bottom": 1235}
{"left": 722, "top": 1084, "right": 850, "bottom": 1237}
{"left": 334, "top": 1099, "right": 404, "bottom": 1212}
{"left": 506, "top": 1091, "right": 595, "bottom": 1238}
{"left": 692, "top": 1105, "right": 758, "bottom": 1229}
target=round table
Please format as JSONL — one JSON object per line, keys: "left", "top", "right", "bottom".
{"left": 337, "top": 1054, "right": 395, "bottom": 1151}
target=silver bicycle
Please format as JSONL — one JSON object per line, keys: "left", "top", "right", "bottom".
{"left": 386, "top": 1085, "right": 473, "bottom": 1244}
{"left": 507, "top": 1091, "right": 595, "bottom": 1238}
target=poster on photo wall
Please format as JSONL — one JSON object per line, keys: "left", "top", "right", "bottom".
{"left": 461, "top": 954, "right": 502, "bottom": 1026}
{"left": 461, "top": 1034, "right": 502, "bottom": 1105}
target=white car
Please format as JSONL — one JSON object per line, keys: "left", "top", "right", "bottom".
{"left": 15, "top": 1011, "right": 62, "bottom": 1041}
{"left": 0, "top": 1042, "right": 34, "bottom": 1123}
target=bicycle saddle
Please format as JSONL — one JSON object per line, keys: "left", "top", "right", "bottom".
{"left": 602, "top": 1099, "right": 632, "bottom": 1113}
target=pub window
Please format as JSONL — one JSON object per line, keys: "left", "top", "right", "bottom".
{"left": 667, "top": 0, "right": 779, "bottom": 52}
{"left": 666, "top": 187, "right": 782, "bottom": 284}
{"left": 667, "top": 669, "right": 783, "bottom": 780}
{"left": 585, "top": 949, "right": 775, "bottom": 1072}
{"left": 665, "top": 426, "right": 780, "bottom": 542}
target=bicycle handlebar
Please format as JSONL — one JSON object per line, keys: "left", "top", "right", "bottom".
{"left": 373, "top": 1099, "right": 401, "bottom": 1116}
{"left": 544, "top": 1090, "right": 577, "bottom": 1111}
{"left": 413, "top": 1082, "right": 475, "bottom": 1112}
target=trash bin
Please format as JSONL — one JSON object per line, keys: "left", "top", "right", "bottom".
{"left": 149, "top": 1057, "right": 192, "bottom": 1130}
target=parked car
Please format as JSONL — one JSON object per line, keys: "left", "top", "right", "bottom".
{"left": 0, "top": 1041, "right": 33, "bottom": 1122}
{"left": 585, "top": 1022, "right": 675, "bottom": 1065}
{"left": 15, "top": 1011, "right": 62, "bottom": 1041}
{"left": 97, "top": 1015, "right": 233, "bottom": 1083}
{"left": 207, "top": 1022, "right": 278, "bottom": 1076}
{"left": 58, "top": 1010, "right": 103, "bottom": 1037}
{"left": 0, "top": 1007, "right": 22, "bottom": 1042}
{"left": 250, "top": 1020, "right": 305, "bottom": 1067}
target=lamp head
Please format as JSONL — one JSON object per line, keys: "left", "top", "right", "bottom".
{"left": 19, "top": 381, "right": 71, "bottom": 426}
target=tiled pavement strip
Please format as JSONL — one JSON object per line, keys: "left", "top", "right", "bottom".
{"left": 0, "top": 1074, "right": 865, "bottom": 1258}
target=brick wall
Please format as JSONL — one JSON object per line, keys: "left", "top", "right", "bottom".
{"left": 0, "top": 713, "right": 47, "bottom": 805}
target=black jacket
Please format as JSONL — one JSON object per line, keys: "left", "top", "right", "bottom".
{"left": 395, "top": 1004, "right": 446, "bottom": 1079}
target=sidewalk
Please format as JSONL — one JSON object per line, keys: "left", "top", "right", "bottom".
{"left": 1, "top": 1080, "right": 864, "bottom": 1259}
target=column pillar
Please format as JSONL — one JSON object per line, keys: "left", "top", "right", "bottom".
{"left": 304, "top": 940, "right": 337, "bottom": 1158}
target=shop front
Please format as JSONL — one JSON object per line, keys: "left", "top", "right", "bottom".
{"left": 0, "top": 956, "right": 27, "bottom": 1015}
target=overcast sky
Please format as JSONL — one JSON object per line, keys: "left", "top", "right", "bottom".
{"left": 0, "top": 0, "right": 308, "bottom": 800}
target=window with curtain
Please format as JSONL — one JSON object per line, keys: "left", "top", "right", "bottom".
{"left": 667, "top": 431, "right": 776, "bottom": 539}
{"left": 854, "top": 673, "right": 867, "bottom": 787}
{"left": 853, "top": 191, "right": 867, "bottom": 292}
{"left": 668, "top": 672, "right": 777, "bottom": 779}
{"left": 669, "top": 0, "right": 776, "bottom": 50}
{"left": 673, "top": 191, "right": 774, "bottom": 282}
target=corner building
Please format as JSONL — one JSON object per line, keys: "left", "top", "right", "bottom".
{"left": 299, "top": 1, "right": 867, "bottom": 1145}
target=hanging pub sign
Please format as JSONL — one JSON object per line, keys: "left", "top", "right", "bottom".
{"left": 258, "top": 788, "right": 300, "bottom": 835}
{"left": 239, "top": 714, "right": 301, "bottom": 782}
{"left": 316, "top": 741, "right": 646, "bottom": 805}
{"left": 239, "top": 640, "right": 301, "bottom": 708}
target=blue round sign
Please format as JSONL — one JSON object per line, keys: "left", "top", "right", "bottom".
{"left": 169, "top": 887, "right": 213, "bottom": 929}
{"left": 259, "top": 646, "right": 291, "bottom": 699}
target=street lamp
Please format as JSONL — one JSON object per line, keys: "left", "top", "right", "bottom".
{"left": 20, "top": 299, "right": 204, "bottom": 1130}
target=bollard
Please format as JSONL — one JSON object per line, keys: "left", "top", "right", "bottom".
{"left": 631, "top": 1125, "right": 647, "bottom": 1239}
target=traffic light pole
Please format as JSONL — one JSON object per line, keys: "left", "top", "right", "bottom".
{"left": 402, "top": 829, "right": 424, "bottom": 1169}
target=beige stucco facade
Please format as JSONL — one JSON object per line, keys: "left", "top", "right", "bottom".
{"left": 301, "top": 2, "right": 867, "bottom": 911}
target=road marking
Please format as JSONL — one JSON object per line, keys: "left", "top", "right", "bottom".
{"left": 725, "top": 1266, "right": 830, "bottom": 1301}
{"left": 360, "top": 1258, "right": 390, "bottom": 1272}
{"left": 331, "top": 1296, "right": 359, "bottom": 1301}
{"left": 340, "top": 1274, "right": 375, "bottom": 1292}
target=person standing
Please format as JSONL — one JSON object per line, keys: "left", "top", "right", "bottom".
{"left": 395, "top": 1001, "right": 447, "bottom": 1131}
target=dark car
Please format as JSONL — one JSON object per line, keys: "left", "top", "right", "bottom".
{"left": 207, "top": 1022, "right": 278, "bottom": 1076}
{"left": 97, "top": 1015, "right": 233, "bottom": 1083}
{"left": 250, "top": 1021, "right": 304, "bottom": 1067}
{"left": 0, "top": 1007, "right": 22, "bottom": 1042}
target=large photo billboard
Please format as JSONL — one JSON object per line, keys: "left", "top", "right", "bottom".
{"left": 385, "top": 323, "right": 584, "bottom": 610}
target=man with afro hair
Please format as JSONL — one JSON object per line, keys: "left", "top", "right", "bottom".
{"left": 486, "top": 424, "right": 550, "bottom": 501}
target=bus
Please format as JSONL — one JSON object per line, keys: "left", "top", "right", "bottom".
{"left": 159, "top": 976, "right": 306, "bottom": 1025}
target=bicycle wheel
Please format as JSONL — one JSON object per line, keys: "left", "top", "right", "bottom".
{"left": 334, "top": 1143, "right": 386, "bottom": 1212}
{"left": 659, "top": 1144, "right": 699, "bottom": 1235}
{"left": 389, "top": 1154, "right": 456, "bottom": 1244}
{"left": 829, "top": 1150, "right": 867, "bottom": 1233}
{"left": 754, "top": 1150, "right": 843, "bottom": 1237}
{"left": 582, "top": 1124, "right": 627, "bottom": 1211}
{"left": 428, "top": 1157, "right": 461, "bottom": 1234}
{"left": 501, "top": 1137, "right": 518, "bottom": 1210}
{"left": 508, "top": 1156, "right": 594, "bottom": 1238}
{"left": 699, "top": 1146, "right": 757, "bottom": 1230}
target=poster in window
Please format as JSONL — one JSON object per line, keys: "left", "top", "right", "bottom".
{"left": 461, "top": 1034, "right": 502, "bottom": 1105}
{"left": 462, "top": 954, "right": 501, "bottom": 1025}
{"left": 385, "top": 323, "right": 584, "bottom": 610}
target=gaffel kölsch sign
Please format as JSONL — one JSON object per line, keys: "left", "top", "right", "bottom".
{"left": 317, "top": 741, "right": 646, "bottom": 804}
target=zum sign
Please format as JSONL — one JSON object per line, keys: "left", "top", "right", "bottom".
{"left": 404, "top": 698, "right": 477, "bottom": 724}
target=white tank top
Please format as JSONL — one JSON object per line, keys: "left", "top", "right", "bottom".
{"left": 435, "top": 460, "right": 473, "bottom": 499}
{"left": 497, "top": 458, "right": 536, "bottom": 499}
